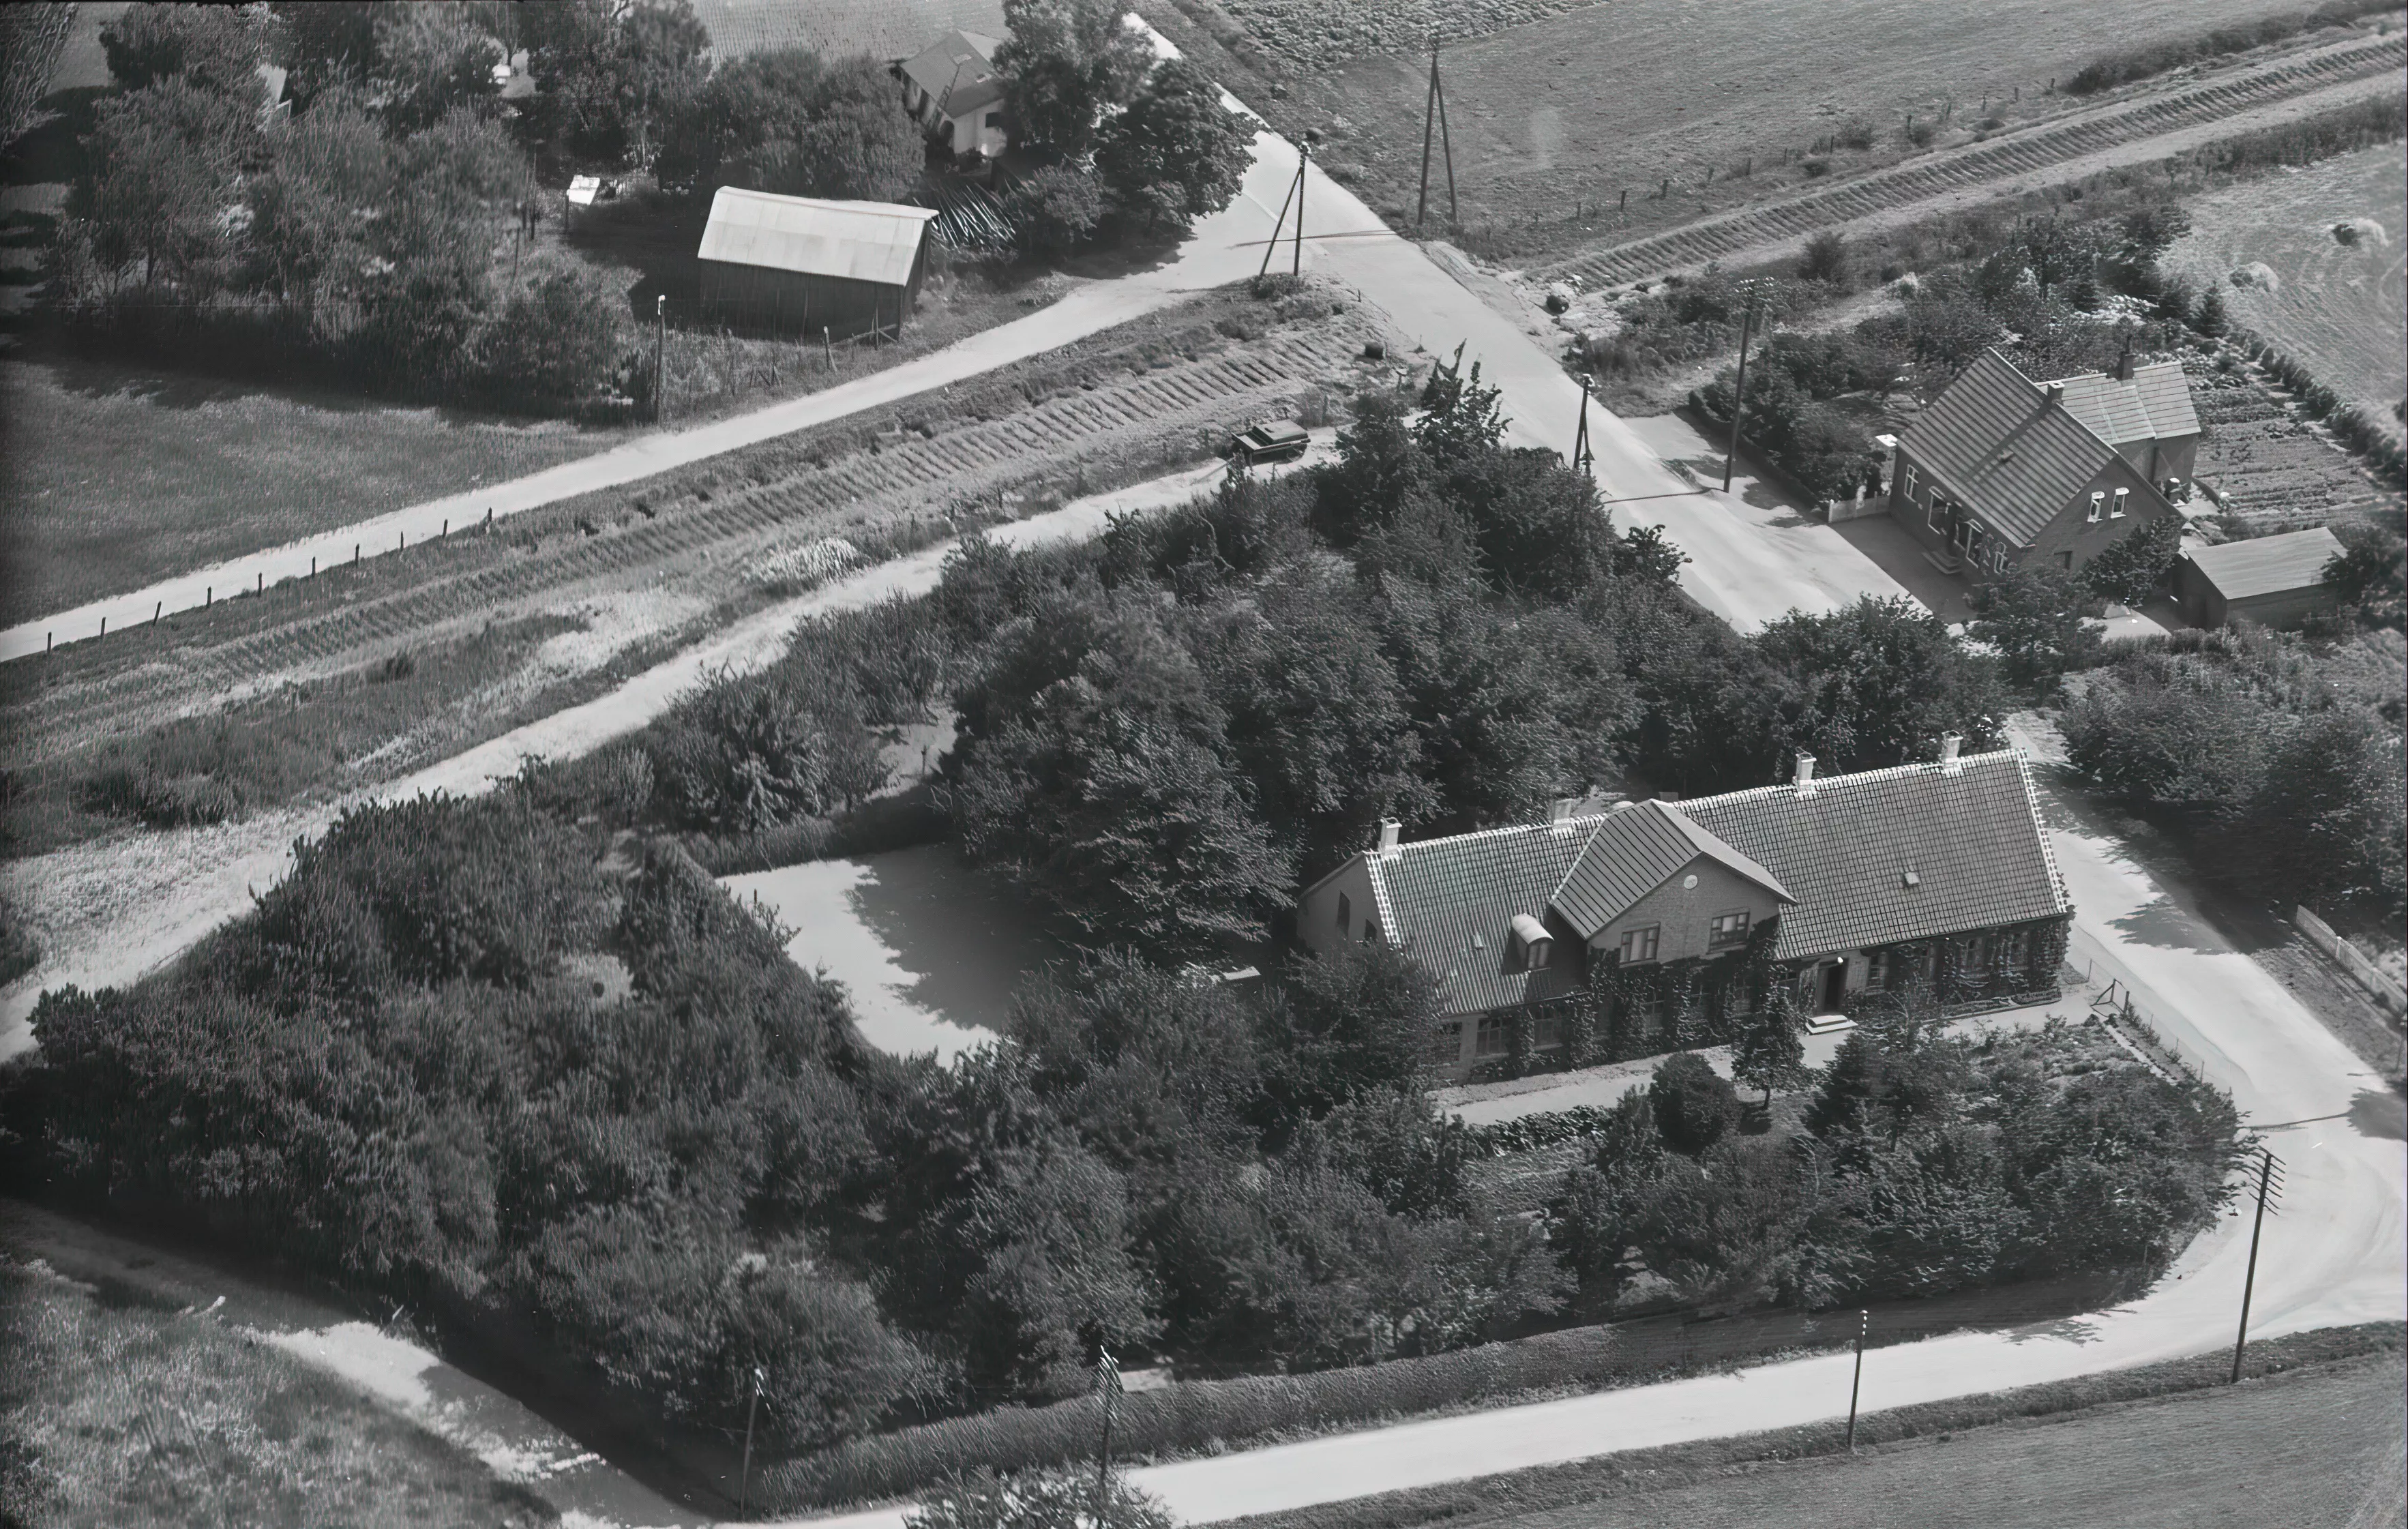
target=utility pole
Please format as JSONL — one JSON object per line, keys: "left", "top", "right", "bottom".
{"left": 1415, "top": 35, "right": 1456, "bottom": 229}
{"left": 737, "top": 1365, "right": 764, "bottom": 1514}
{"left": 655, "top": 293, "right": 667, "bottom": 422}
{"left": 1294, "top": 143, "right": 1309, "bottom": 277}
{"left": 1258, "top": 153, "right": 1300, "bottom": 280}
{"left": 1721, "top": 288, "right": 1761, "bottom": 492}
{"left": 1845, "top": 1308, "right": 1869, "bottom": 1451}
{"left": 1095, "top": 1348, "right": 1124, "bottom": 1504}
{"left": 2231, "top": 1148, "right": 2283, "bottom": 1384}
{"left": 1571, "top": 374, "right": 1593, "bottom": 474}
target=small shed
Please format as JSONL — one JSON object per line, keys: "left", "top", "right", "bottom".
{"left": 696, "top": 188, "right": 939, "bottom": 340}
{"left": 2175, "top": 526, "right": 2345, "bottom": 629}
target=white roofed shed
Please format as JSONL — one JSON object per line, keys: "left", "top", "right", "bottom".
{"left": 696, "top": 188, "right": 939, "bottom": 338}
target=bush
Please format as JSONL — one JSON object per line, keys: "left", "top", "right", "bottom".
{"left": 1798, "top": 231, "right": 1849, "bottom": 286}
{"left": 475, "top": 268, "right": 625, "bottom": 404}
{"left": 1648, "top": 1052, "right": 1738, "bottom": 1153}
{"left": 907, "top": 1469, "right": 1174, "bottom": 1529}
{"left": 1010, "top": 163, "right": 1103, "bottom": 258}
{"left": 2082, "top": 512, "right": 2185, "bottom": 608}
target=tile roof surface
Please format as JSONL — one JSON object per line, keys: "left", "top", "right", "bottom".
{"left": 1362, "top": 752, "right": 2070, "bottom": 1003}
{"left": 1367, "top": 820, "right": 1603, "bottom": 1014}
{"left": 2050, "top": 362, "right": 2201, "bottom": 448}
{"left": 902, "top": 29, "right": 1004, "bottom": 114}
{"left": 697, "top": 188, "right": 937, "bottom": 286}
{"left": 1901, "top": 351, "right": 2130, "bottom": 546}
{"left": 1674, "top": 751, "right": 2071, "bottom": 960}
{"left": 2184, "top": 526, "right": 2346, "bottom": 601}
{"left": 1549, "top": 799, "right": 1792, "bottom": 938}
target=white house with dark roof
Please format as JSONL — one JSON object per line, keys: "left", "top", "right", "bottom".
{"left": 897, "top": 29, "right": 1009, "bottom": 159}
{"left": 1888, "top": 343, "right": 2200, "bottom": 581}
{"left": 1297, "top": 745, "right": 2073, "bottom": 1080}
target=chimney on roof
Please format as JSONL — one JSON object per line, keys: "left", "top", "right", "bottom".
{"left": 1939, "top": 733, "right": 1963, "bottom": 773}
{"left": 2114, "top": 334, "right": 2135, "bottom": 383}
{"left": 1377, "top": 819, "right": 1401, "bottom": 853}
{"left": 1794, "top": 752, "right": 1817, "bottom": 797}
{"left": 2044, "top": 383, "right": 2065, "bottom": 409}
{"left": 1549, "top": 796, "right": 1579, "bottom": 825}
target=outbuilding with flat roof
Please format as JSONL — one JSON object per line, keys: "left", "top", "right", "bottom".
{"left": 2175, "top": 526, "right": 2345, "bottom": 630}
{"left": 696, "top": 187, "right": 939, "bottom": 340}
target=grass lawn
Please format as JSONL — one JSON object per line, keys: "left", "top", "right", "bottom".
{"left": 0, "top": 1260, "right": 555, "bottom": 1529}
{"left": 0, "top": 355, "right": 623, "bottom": 627}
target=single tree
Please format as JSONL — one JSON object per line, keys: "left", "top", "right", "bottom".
{"left": 370, "top": 1, "right": 501, "bottom": 134}
{"left": 1010, "top": 161, "right": 1105, "bottom": 256}
{"left": 2192, "top": 286, "right": 2230, "bottom": 338}
{"left": 1093, "top": 57, "right": 1251, "bottom": 241}
{"left": 72, "top": 78, "right": 250, "bottom": 288}
{"left": 993, "top": 0, "right": 1151, "bottom": 158}
{"left": 1969, "top": 561, "right": 2106, "bottom": 696}
{"left": 1798, "top": 228, "right": 1848, "bottom": 286}
{"left": 2081, "top": 510, "right": 2185, "bottom": 609}
{"left": 1730, "top": 989, "right": 1809, "bottom": 1109}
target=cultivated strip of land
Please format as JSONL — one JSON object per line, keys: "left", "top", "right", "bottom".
{"left": 1538, "top": 31, "right": 2407, "bottom": 289}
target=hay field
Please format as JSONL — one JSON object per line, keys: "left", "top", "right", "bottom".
{"left": 2167, "top": 142, "right": 2408, "bottom": 439}
{"left": 689, "top": 0, "right": 1005, "bottom": 59}
{"left": 1249, "top": 0, "right": 2343, "bottom": 239}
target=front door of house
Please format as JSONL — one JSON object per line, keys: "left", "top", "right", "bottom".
{"left": 1820, "top": 960, "right": 1848, "bottom": 1012}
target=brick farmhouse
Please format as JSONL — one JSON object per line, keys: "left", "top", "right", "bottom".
{"left": 1886, "top": 344, "right": 2199, "bottom": 581}
{"left": 1297, "top": 745, "right": 2072, "bottom": 1081}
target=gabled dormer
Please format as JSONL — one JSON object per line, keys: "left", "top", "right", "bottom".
{"left": 1547, "top": 799, "right": 1794, "bottom": 967}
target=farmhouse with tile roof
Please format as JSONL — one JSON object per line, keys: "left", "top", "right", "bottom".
{"left": 1887, "top": 344, "right": 2199, "bottom": 582}
{"left": 1297, "top": 745, "right": 2072, "bottom": 1080}
{"left": 897, "top": 29, "right": 1009, "bottom": 160}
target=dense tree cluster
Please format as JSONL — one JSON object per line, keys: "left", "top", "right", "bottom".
{"left": 1553, "top": 1021, "right": 2244, "bottom": 1316}
{"left": 53, "top": 3, "right": 631, "bottom": 409}
{"left": 2061, "top": 625, "right": 2405, "bottom": 917}
{"left": 655, "top": 47, "right": 921, "bottom": 204}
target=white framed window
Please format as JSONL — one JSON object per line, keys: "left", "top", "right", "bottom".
{"left": 2087, "top": 491, "right": 2105, "bottom": 523}
{"left": 1904, "top": 466, "right": 1919, "bottom": 501}
{"left": 2111, "top": 488, "right": 2130, "bottom": 518}
{"left": 1619, "top": 925, "right": 1661, "bottom": 964}
{"left": 1864, "top": 949, "right": 1888, "bottom": 992}
{"left": 1709, "top": 910, "right": 1751, "bottom": 949}
{"left": 1475, "top": 1013, "right": 1512, "bottom": 1056}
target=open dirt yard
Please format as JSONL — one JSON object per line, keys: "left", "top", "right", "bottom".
{"left": 1173, "top": 0, "right": 2391, "bottom": 255}
{"left": 2166, "top": 142, "right": 2408, "bottom": 439}
{"left": 1457, "top": 1349, "right": 2407, "bottom": 1529}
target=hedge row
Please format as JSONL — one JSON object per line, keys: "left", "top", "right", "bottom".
{"left": 1464, "top": 1105, "right": 1619, "bottom": 1158}
{"left": 2235, "top": 330, "right": 2408, "bottom": 488}
{"left": 760, "top": 1324, "right": 1632, "bottom": 1509}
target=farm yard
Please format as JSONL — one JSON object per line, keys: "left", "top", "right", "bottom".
{"left": 1157, "top": 0, "right": 2400, "bottom": 260}
{"left": 2165, "top": 142, "right": 2408, "bottom": 439}
{"left": 0, "top": 281, "right": 1388, "bottom": 862}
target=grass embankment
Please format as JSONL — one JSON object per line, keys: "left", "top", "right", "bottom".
{"left": 0, "top": 1260, "right": 556, "bottom": 1529}
{"left": 1232, "top": 1322, "right": 2407, "bottom": 1529}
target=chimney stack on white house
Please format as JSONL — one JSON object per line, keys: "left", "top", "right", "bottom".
{"left": 1939, "top": 733, "right": 1963, "bottom": 773}
{"left": 1549, "top": 796, "right": 1579, "bottom": 826}
{"left": 1794, "top": 752, "right": 1817, "bottom": 797}
{"left": 1377, "top": 819, "right": 1401, "bottom": 853}
{"left": 2045, "top": 382, "right": 2066, "bottom": 409}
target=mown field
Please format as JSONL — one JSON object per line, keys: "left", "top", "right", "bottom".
{"left": 1453, "top": 1349, "right": 2407, "bottom": 1529}
{"left": 0, "top": 1260, "right": 554, "bottom": 1529}
{"left": 2166, "top": 141, "right": 2408, "bottom": 439}
{"left": 1184, "top": 0, "right": 2368, "bottom": 250}
{"left": 688, "top": 0, "right": 1005, "bottom": 59}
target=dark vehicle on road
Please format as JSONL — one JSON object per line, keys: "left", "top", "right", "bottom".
{"left": 1225, "top": 419, "right": 1311, "bottom": 465}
